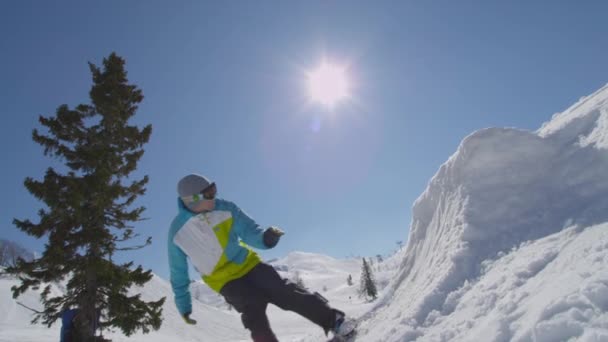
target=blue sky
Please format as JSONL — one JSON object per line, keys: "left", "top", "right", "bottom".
{"left": 1, "top": 1, "right": 607, "bottom": 280}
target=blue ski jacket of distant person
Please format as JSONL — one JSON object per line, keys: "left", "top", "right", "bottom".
{"left": 168, "top": 198, "right": 271, "bottom": 315}
{"left": 60, "top": 309, "right": 78, "bottom": 342}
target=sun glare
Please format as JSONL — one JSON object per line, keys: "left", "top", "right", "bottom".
{"left": 307, "top": 61, "right": 350, "bottom": 108}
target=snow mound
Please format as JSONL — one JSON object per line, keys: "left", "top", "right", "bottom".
{"left": 357, "top": 84, "right": 608, "bottom": 341}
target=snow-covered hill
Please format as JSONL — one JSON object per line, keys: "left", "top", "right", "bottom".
{"left": 354, "top": 85, "right": 608, "bottom": 341}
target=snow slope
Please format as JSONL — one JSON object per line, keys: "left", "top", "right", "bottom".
{"left": 0, "top": 251, "right": 380, "bottom": 342}
{"left": 0, "top": 273, "right": 249, "bottom": 342}
{"left": 355, "top": 84, "right": 608, "bottom": 341}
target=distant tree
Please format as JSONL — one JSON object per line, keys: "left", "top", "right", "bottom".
{"left": 396, "top": 240, "right": 403, "bottom": 249}
{"left": 376, "top": 254, "right": 383, "bottom": 263}
{"left": 358, "top": 258, "right": 377, "bottom": 301}
{"left": 0, "top": 239, "right": 33, "bottom": 268}
{"left": 6, "top": 53, "right": 164, "bottom": 341}
{"left": 322, "top": 285, "right": 328, "bottom": 292}
{"left": 347, "top": 274, "right": 353, "bottom": 286}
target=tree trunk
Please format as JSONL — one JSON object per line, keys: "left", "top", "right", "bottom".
{"left": 76, "top": 245, "right": 100, "bottom": 342}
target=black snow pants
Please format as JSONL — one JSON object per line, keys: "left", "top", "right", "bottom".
{"left": 220, "top": 262, "right": 336, "bottom": 342}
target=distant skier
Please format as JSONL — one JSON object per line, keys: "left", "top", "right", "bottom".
{"left": 168, "top": 174, "right": 354, "bottom": 341}
{"left": 60, "top": 308, "right": 78, "bottom": 342}
{"left": 59, "top": 307, "right": 102, "bottom": 342}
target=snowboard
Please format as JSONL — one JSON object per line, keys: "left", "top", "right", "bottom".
{"left": 327, "top": 331, "right": 356, "bottom": 342}
{"left": 327, "top": 318, "right": 357, "bottom": 342}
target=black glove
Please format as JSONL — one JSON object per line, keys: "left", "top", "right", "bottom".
{"left": 263, "top": 226, "right": 284, "bottom": 248}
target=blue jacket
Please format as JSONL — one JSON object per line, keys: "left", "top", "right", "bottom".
{"left": 168, "top": 198, "right": 270, "bottom": 315}
{"left": 60, "top": 309, "right": 78, "bottom": 342}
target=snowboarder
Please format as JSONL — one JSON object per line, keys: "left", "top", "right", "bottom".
{"left": 168, "top": 174, "right": 354, "bottom": 341}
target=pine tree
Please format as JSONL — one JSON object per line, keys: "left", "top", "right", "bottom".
{"left": 347, "top": 274, "right": 353, "bottom": 286}
{"left": 359, "top": 258, "right": 377, "bottom": 301}
{"left": 6, "top": 53, "right": 165, "bottom": 341}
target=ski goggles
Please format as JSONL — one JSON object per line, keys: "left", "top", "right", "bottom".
{"left": 181, "top": 183, "right": 217, "bottom": 204}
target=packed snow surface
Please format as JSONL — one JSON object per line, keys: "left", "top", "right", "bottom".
{"left": 2, "top": 85, "right": 608, "bottom": 341}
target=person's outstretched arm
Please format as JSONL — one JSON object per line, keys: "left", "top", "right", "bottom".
{"left": 168, "top": 219, "right": 193, "bottom": 320}
{"left": 223, "top": 200, "right": 283, "bottom": 249}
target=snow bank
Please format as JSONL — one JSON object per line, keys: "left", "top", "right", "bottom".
{"left": 357, "top": 84, "right": 608, "bottom": 341}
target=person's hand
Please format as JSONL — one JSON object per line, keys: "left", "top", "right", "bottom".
{"left": 263, "top": 226, "right": 285, "bottom": 248}
{"left": 183, "top": 313, "right": 197, "bottom": 325}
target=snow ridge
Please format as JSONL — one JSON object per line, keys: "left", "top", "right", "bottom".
{"left": 359, "top": 85, "right": 608, "bottom": 341}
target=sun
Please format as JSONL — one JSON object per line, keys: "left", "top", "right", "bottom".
{"left": 307, "top": 61, "right": 350, "bottom": 108}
